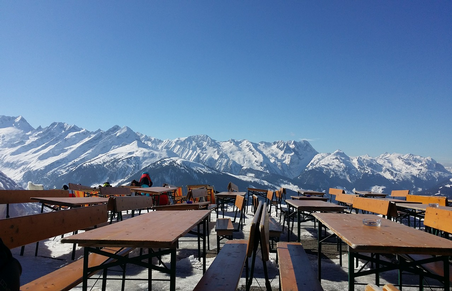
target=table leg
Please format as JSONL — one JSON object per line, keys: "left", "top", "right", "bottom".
{"left": 348, "top": 250, "right": 355, "bottom": 291}
{"left": 203, "top": 217, "right": 207, "bottom": 273}
{"left": 170, "top": 249, "right": 176, "bottom": 291}
{"left": 317, "top": 220, "right": 322, "bottom": 281}
{"left": 83, "top": 247, "right": 89, "bottom": 291}
{"left": 297, "top": 209, "right": 301, "bottom": 242}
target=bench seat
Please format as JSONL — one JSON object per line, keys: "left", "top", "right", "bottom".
{"left": 21, "top": 247, "right": 133, "bottom": 290}
{"left": 193, "top": 241, "right": 247, "bottom": 291}
{"left": 215, "top": 218, "right": 234, "bottom": 253}
{"left": 277, "top": 242, "right": 323, "bottom": 291}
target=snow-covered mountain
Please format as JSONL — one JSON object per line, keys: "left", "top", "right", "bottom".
{"left": 0, "top": 115, "right": 451, "bottom": 195}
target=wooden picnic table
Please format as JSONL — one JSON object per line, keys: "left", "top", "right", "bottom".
{"left": 215, "top": 191, "right": 246, "bottom": 218}
{"left": 354, "top": 190, "right": 387, "bottom": 198}
{"left": 62, "top": 210, "right": 211, "bottom": 291}
{"left": 285, "top": 199, "right": 345, "bottom": 242}
{"left": 154, "top": 201, "right": 211, "bottom": 211}
{"left": 297, "top": 189, "right": 325, "bottom": 197}
{"left": 396, "top": 203, "right": 452, "bottom": 228}
{"left": 313, "top": 213, "right": 452, "bottom": 290}
{"left": 31, "top": 197, "right": 110, "bottom": 211}
{"left": 246, "top": 187, "right": 268, "bottom": 212}
{"left": 130, "top": 186, "right": 178, "bottom": 205}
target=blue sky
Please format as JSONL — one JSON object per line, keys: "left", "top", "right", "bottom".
{"left": 1, "top": 1, "right": 451, "bottom": 166}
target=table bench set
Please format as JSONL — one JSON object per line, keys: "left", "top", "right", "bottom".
{"left": 2, "top": 185, "right": 451, "bottom": 291}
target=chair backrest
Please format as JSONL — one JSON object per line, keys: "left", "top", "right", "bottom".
{"left": 228, "top": 182, "right": 239, "bottom": 192}
{"left": 352, "top": 197, "right": 392, "bottom": 216}
{"left": 390, "top": 190, "right": 409, "bottom": 198}
{"left": 187, "top": 184, "right": 216, "bottom": 203}
{"left": 235, "top": 195, "right": 246, "bottom": 211}
{"left": 259, "top": 203, "right": 270, "bottom": 262}
{"left": 424, "top": 206, "right": 452, "bottom": 234}
{"left": 266, "top": 190, "right": 274, "bottom": 202}
{"left": 99, "top": 187, "right": 131, "bottom": 197}
{"left": 406, "top": 194, "right": 447, "bottom": 206}
{"left": 247, "top": 201, "right": 263, "bottom": 258}
{"left": 192, "top": 188, "right": 209, "bottom": 202}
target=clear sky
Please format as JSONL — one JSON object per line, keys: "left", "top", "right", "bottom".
{"left": 1, "top": 1, "right": 451, "bottom": 166}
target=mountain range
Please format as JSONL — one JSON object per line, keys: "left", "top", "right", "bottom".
{"left": 0, "top": 115, "right": 451, "bottom": 197}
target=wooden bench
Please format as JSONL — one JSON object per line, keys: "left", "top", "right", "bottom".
{"left": 194, "top": 201, "right": 264, "bottom": 291}
{"left": 109, "top": 195, "right": 154, "bottom": 222}
{"left": 0, "top": 189, "right": 70, "bottom": 218}
{"left": 0, "top": 204, "right": 132, "bottom": 290}
{"left": 406, "top": 194, "right": 448, "bottom": 206}
{"left": 352, "top": 197, "right": 397, "bottom": 219}
{"left": 389, "top": 190, "right": 409, "bottom": 199}
{"left": 215, "top": 195, "right": 246, "bottom": 253}
{"left": 253, "top": 193, "right": 282, "bottom": 251}
{"left": 335, "top": 193, "right": 355, "bottom": 212}
{"left": 21, "top": 246, "right": 132, "bottom": 290}
{"left": 329, "top": 187, "right": 345, "bottom": 202}
{"left": 277, "top": 242, "right": 324, "bottom": 291}
{"left": 401, "top": 206, "right": 452, "bottom": 288}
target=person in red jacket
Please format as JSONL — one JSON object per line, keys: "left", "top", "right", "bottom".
{"left": 138, "top": 172, "right": 168, "bottom": 205}
{"left": 139, "top": 172, "right": 153, "bottom": 187}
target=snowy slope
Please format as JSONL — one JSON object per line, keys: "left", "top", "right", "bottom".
{"left": 0, "top": 115, "right": 450, "bottom": 194}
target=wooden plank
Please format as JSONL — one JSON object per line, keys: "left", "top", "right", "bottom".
{"left": 193, "top": 242, "right": 247, "bottom": 291}
{"left": 335, "top": 193, "right": 355, "bottom": 205}
{"left": 329, "top": 188, "right": 345, "bottom": 196}
{"left": 259, "top": 203, "right": 270, "bottom": 262}
{"left": 277, "top": 242, "right": 324, "bottom": 291}
{"left": 0, "top": 190, "right": 69, "bottom": 204}
{"left": 365, "top": 284, "right": 383, "bottom": 291}
{"left": 390, "top": 190, "right": 409, "bottom": 198}
{"left": 21, "top": 247, "right": 132, "bottom": 291}
{"left": 353, "top": 197, "right": 391, "bottom": 216}
{"left": 113, "top": 196, "right": 153, "bottom": 212}
{"left": 247, "top": 202, "right": 263, "bottom": 257}
{"left": 424, "top": 206, "right": 452, "bottom": 234}
{"left": 0, "top": 204, "right": 108, "bottom": 249}
{"left": 406, "top": 194, "right": 448, "bottom": 206}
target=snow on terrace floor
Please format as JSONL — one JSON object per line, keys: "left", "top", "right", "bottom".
{"left": 13, "top": 205, "right": 440, "bottom": 291}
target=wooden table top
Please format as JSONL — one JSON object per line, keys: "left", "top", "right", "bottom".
{"left": 62, "top": 210, "right": 211, "bottom": 248}
{"left": 286, "top": 200, "right": 345, "bottom": 212}
{"left": 291, "top": 196, "right": 328, "bottom": 201}
{"left": 313, "top": 213, "right": 452, "bottom": 255}
{"left": 130, "top": 186, "right": 178, "bottom": 194}
{"left": 31, "top": 197, "right": 109, "bottom": 207}
{"left": 297, "top": 189, "right": 325, "bottom": 196}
